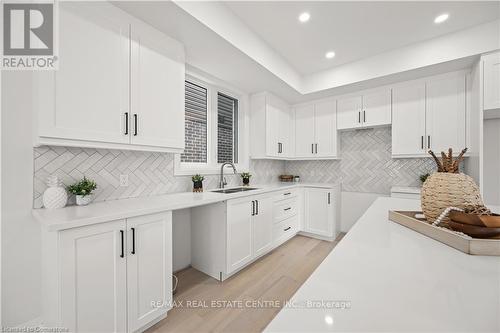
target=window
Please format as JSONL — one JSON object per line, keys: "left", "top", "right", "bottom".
{"left": 181, "top": 81, "right": 207, "bottom": 163}
{"left": 217, "top": 93, "right": 238, "bottom": 163}
{"left": 177, "top": 76, "right": 243, "bottom": 174}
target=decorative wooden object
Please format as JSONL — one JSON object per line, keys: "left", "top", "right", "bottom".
{"left": 389, "top": 211, "right": 500, "bottom": 256}
{"left": 421, "top": 148, "right": 483, "bottom": 225}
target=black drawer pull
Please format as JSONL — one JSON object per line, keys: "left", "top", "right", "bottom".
{"left": 284, "top": 226, "right": 291, "bottom": 231}
{"left": 284, "top": 207, "right": 292, "bottom": 211}
{"left": 284, "top": 192, "right": 291, "bottom": 196}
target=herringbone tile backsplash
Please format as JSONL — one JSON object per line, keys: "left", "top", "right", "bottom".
{"left": 33, "top": 147, "right": 285, "bottom": 208}
{"left": 286, "top": 127, "right": 436, "bottom": 194}
{"left": 33, "top": 127, "right": 435, "bottom": 208}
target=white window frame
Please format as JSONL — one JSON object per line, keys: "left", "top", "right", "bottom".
{"left": 174, "top": 71, "right": 249, "bottom": 176}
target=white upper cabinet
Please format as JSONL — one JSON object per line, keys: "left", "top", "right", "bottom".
{"left": 483, "top": 52, "right": 500, "bottom": 111}
{"left": 337, "top": 96, "right": 362, "bottom": 130}
{"left": 130, "top": 24, "right": 185, "bottom": 149}
{"left": 294, "top": 100, "right": 337, "bottom": 159}
{"left": 392, "top": 72, "right": 466, "bottom": 157}
{"left": 294, "top": 104, "right": 316, "bottom": 157}
{"left": 392, "top": 82, "right": 427, "bottom": 157}
{"left": 250, "top": 92, "right": 292, "bottom": 158}
{"left": 37, "top": 2, "right": 130, "bottom": 145}
{"left": 426, "top": 74, "right": 466, "bottom": 153}
{"left": 314, "top": 100, "right": 338, "bottom": 157}
{"left": 35, "top": 2, "right": 185, "bottom": 152}
{"left": 337, "top": 89, "right": 391, "bottom": 130}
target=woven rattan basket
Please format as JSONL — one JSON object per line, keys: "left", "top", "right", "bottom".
{"left": 421, "top": 172, "right": 483, "bottom": 224}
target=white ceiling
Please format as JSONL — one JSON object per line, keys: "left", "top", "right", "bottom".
{"left": 225, "top": 1, "right": 500, "bottom": 75}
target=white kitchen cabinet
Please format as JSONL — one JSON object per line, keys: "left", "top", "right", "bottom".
{"left": 130, "top": 24, "right": 185, "bottom": 149}
{"left": 337, "top": 96, "right": 362, "bottom": 130}
{"left": 392, "top": 72, "right": 466, "bottom": 157}
{"left": 303, "top": 188, "right": 336, "bottom": 239}
{"left": 37, "top": 2, "right": 130, "bottom": 146}
{"left": 251, "top": 92, "right": 292, "bottom": 158}
{"left": 127, "top": 213, "right": 172, "bottom": 332}
{"left": 294, "top": 100, "right": 337, "bottom": 158}
{"left": 35, "top": 2, "right": 185, "bottom": 153}
{"left": 426, "top": 74, "right": 466, "bottom": 153}
{"left": 337, "top": 89, "right": 391, "bottom": 130}
{"left": 43, "top": 211, "right": 172, "bottom": 333}
{"left": 392, "top": 82, "right": 427, "bottom": 156}
{"left": 252, "top": 196, "right": 274, "bottom": 257}
{"left": 294, "top": 104, "right": 316, "bottom": 157}
{"left": 226, "top": 198, "right": 254, "bottom": 273}
{"left": 483, "top": 52, "right": 500, "bottom": 111}
{"left": 59, "top": 219, "right": 128, "bottom": 333}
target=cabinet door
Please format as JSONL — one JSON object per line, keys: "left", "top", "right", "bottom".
{"left": 278, "top": 107, "right": 291, "bottom": 157}
{"left": 265, "top": 104, "right": 281, "bottom": 157}
{"left": 362, "top": 89, "right": 392, "bottom": 127}
{"left": 127, "top": 212, "right": 172, "bottom": 332}
{"left": 38, "top": 2, "right": 130, "bottom": 144}
{"left": 294, "top": 104, "right": 316, "bottom": 157}
{"left": 252, "top": 196, "right": 274, "bottom": 257}
{"left": 391, "top": 83, "right": 426, "bottom": 156}
{"left": 337, "top": 96, "right": 362, "bottom": 130}
{"left": 314, "top": 100, "right": 337, "bottom": 157}
{"left": 227, "top": 199, "right": 253, "bottom": 274}
{"left": 483, "top": 53, "right": 500, "bottom": 110}
{"left": 130, "top": 24, "right": 185, "bottom": 149}
{"left": 304, "top": 188, "right": 334, "bottom": 238}
{"left": 426, "top": 75, "right": 466, "bottom": 153}
{"left": 60, "top": 220, "right": 127, "bottom": 332}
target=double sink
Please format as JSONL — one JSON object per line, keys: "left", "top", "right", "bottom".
{"left": 211, "top": 187, "right": 259, "bottom": 194}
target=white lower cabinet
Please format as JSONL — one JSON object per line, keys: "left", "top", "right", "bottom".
{"left": 303, "top": 188, "right": 337, "bottom": 239}
{"left": 226, "top": 198, "right": 254, "bottom": 273}
{"left": 44, "top": 212, "right": 172, "bottom": 333}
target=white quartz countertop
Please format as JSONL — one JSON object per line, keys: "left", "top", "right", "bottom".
{"left": 266, "top": 197, "right": 500, "bottom": 332}
{"left": 34, "top": 182, "right": 337, "bottom": 231}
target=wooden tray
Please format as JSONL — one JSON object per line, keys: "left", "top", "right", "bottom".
{"left": 389, "top": 211, "right": 500, "bottom": 256}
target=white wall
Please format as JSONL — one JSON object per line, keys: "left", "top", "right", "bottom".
{"left": 483, "top": 118, "right": 500, "bottom": 206}
{"left": 340, "top": 192, "right": 389, "bottom": 232}
{"left": 1, "top": 72, "right": 41, "bottom": 326}
{"left": 172, "top": 209, "right": 191, "bottom": 272}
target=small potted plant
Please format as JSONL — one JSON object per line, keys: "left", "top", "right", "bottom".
{"left": 419, "top": 173, "right": 430, "bottom": 184}
{"left": 192, "top": 174, "right": 204, "bottom": 192}
{"left": 67, "top": 177, "right": 97, "bottom": 206}
{"left": 241, "top": 172, "right": 252, "bottom": 186}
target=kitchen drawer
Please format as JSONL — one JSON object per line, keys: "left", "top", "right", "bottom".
{"left": 273, "top": 188, "right": 298, "bottom": 202}
{"left": 273, "top": 216, "right": 299, "bottom": 247}
{"left": 273, "top": 198, "right": 298, "bottom": 223}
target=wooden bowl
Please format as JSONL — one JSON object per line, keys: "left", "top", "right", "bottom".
{"left": 449, "top": 211, "right": 500, "bottom": 228}
{"left": 448, "top": 221, "right": 500, "bottom": 239}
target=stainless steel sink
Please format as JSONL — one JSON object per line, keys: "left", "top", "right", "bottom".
{"left": 212, "top": 187, "right": 259, "bottom": 194}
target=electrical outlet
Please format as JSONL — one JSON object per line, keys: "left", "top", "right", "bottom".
{"left": 119, "top": 174, "right": 129, "bottom": 187}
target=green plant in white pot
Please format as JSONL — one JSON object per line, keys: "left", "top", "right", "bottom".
{"left": 67, "top": 177, "right": 97, "bottom": 206}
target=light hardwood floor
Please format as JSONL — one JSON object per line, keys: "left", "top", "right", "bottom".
{"left": 147, "top": 234, "right": 345, "bottom": 333}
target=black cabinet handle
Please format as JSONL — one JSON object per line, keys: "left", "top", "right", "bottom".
{"left": 133, "top": 114, "right": 138, "bottom": 136}
{"left": 255, "top": 200, "right": 259, "bottom": 215}
{"left": 124, "top": 112, "right": 129, "bottom": 135}
{"left": 284, "top": 192, "right": 291, "bottom": 196}
{"left": 358, "top": 111, "right": 361, "bottom": 123}
{"left": 251, "top": 200, "right": 255, "bottom": 216}
{"left": 131, "top": 227, "right": 135, "bottom": 255}
{"left": 421, "top": 136, "right": 424, "bottom": 149}
{"left": 284, "top": 207, "right": 291, "bottom": 211}
{"left": 284, "top": 226, "right": 291, "bottom": 231}
{"left": 363, "top": 110, "right": 366, "bottom": 123}
{"left": 120, "top": 230, "right": 124, "bottom": 258}
{"left": 328, "top": 192, "right": 331, "bottom": 205}
{"left": 427, "top": 135, "right": 431, "bottom": 149}
{"left": 315, "top": 143, "right": 318, "bottom": 154}
{"left": 311, "top": 143, "right": 314, "bottom": 154}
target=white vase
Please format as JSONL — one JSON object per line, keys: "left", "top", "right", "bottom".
{"left": 76, "top": 194, "right": 93, "bottom": 206}
{"left": 42, "top": 176, "right": 68, "bottom": 209}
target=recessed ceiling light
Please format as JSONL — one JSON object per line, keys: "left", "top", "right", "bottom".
{"left": 434, "top": 13, "right": 449, "bottom": 24}
{"left": 325, "top": 51, "right": 336, "bottom": 59}
{"left": 298, "top": 12, "right": 310, "bottom": 23}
